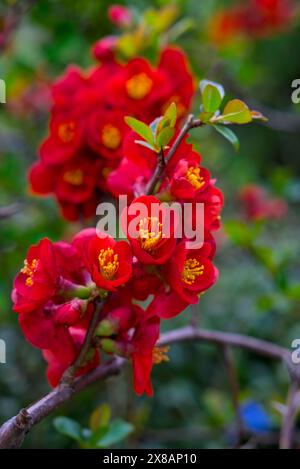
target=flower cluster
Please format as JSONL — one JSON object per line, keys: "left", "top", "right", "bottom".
{"left": 28, "top": 44, "right": 194, "bottom": 221}
{"left": 209, "top": 0, "right": 296, "bottom": 44}
{"left": 13, "top": 129, "right": 223, "bottom": 395}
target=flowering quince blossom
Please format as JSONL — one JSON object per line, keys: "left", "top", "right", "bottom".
{"left": 209, "top": 0, "right": 296, "bottom": 44}
{"left": 14, "top": 119, "right": 224, "bottom": 394}
{"left": 28, "top": 42, "right": 195, "bottom": 220}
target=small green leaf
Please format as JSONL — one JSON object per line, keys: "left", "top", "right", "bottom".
{"left": 124, "top": 116, "right": 154, "bottom": 145}
{"left": 200, "top": 80, "right": 225, "bottom": 101}
{"left": 157, "top": 127, "right": 175, "bottom": 148}
{"left": 94, "top": 419, "right": 134, "bottom": 448}
{"left": 201, "top": 84, "right": 223, "bottom": 114}
{"left": 163, "top": 102, "right": 177, "bottom": 128}
{"left": 53, "top": 417, "right": 83, "bottom": 442}
{"left": 217, "top": 99, "right": 252, "bottom": 124}
{"left": 213, "top": 125, "right": 240, "bottom": 151}
{"left": 150, "top": 117, "right": 163, "bottom": 137}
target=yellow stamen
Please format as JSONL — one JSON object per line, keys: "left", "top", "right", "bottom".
{"left": 63, "top": 169, "right": 83, "bottom": 186}
{"left": 58, "top": 121, "right": 75, "bottom": 143}
{"left": 153, "top": 346, "right": 170, "bottom": 365}
{"left": 186, "top": 166, "right": 205, "bottom": 190}
{"left": 182, "top": 258, "right": 204, "bottom": 285}
{"left": 126, "top": 73, "right": 153, "bottom": 100}
{"left": 101, "top": 124, "right": 121, "bottom": 150}
{"left": 98, "top": 248, "right": 119, "bottom": 280}
{"left": 21, "top": 259, "right": 38, "bottom": 287}
{"left": 139, "top": 217, "right": 162, "bottom": 252}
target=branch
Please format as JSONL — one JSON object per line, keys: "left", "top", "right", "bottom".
{"left": 0, "top": 203, "right": 22, "bottom": 220}
{"left": 0, "top": 325, "right": 296, "bottom": 448}
{"left": 279, "top": 380, "right": 300, "bottom": 449}
{"left": 60, "top": 299, "right": 104, "bottom": 385}
{"left": 145, "top": 114, "right": 204, "bottom": 196}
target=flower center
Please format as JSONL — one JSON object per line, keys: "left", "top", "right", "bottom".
{"left": 182, "top": 258, "right": 204, "bottom": 285}
{"left": 139, "top": 217, "right": 162, "bottom": 252}
{"left": 98, "top": 248, "right": 119, "bottom": 280}
{"left": 101, "top": 124, "right": 121, "bottom": 150}
{"left": 58, "top": 121, "right": 76, "bottom": 143}
{"left": 153, "top": 345, "right": 170, "bottom": 365}
{"left": 21, "top": 259, "right": 38, "bottom": 287}
{"left": 186, "top": 166, "right": 205, "bottom": 190}
{"left": 126, "top": 73, "right": 153, "bottom": 100}
{"left": 63, "top": 169, "right": 83, "bottom": 186}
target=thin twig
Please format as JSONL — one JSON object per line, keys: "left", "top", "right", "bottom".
{"left": 60, "top": 299, "right": 104, "bottom": 385}
{"left": 0, "top": 325, "right": 296, "bottom": 448}
{"left": 145, "top": 148, "right": 165, "bottom": 195}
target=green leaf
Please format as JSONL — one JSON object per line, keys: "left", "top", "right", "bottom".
{"left": 150, "top": 117, "right": 163, "bottom": 137}
{"left": 217, "top": 99, "right": 252, "bottom": 124}
{"left": 134, "top": 140, "right": 157, "bottom": 152}
{"left": 157, "top": 127, "right": 175, "bottom": 148}
{"left": 163, "top": 102, "right": 177, "bottom": 128}
{"left": 124, "top": 116, "right": 154, "bottom": 145}
{"left": 213, "top": 125, "right": 240, "bottom": 151}
{"left": 201, "top": 84, "right": 223, "bottom": 114}
{"left": 90, "top": 404, "right": 111, "bottom": 432}
{"left": 53, "top": 417, "right": 83, "bottom": 442}
{"left": 94, "top": 419, "right": 134, "bottom": 448}
{"left": 200, "top": 80, "right": 224, "bottom": 101}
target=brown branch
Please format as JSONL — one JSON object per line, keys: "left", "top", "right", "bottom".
{"left": 0, "top": 203, "right": 22, "bottom": 220}
{"left": 0, "top": 325, "right": 296, "bottom": 448}
{"left": 60, "top": 299, "right": 104, "bottom": 385}
{"left": 145, "top": 114, "right": 204, "bottom": 196}
{"left": 223, "top": 345, "right": 244, "bottom": 447}
{"left": 279, "top": 380, "right": 300, "bottom": 449}
{"left": 145, "top": 148, "right": 166, "bottom": 195}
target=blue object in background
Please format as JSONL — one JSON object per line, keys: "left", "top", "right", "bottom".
{"left": 241, "top": 401, "right": 273, "bottom": 433}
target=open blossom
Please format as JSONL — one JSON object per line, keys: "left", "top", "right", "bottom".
{"left": 163, "top": 237, "right": 218, "bottom": 304}
{"left": 239, "top": 184, "right": 288, "bottom": 221}
{"left": 122, "top": 195, "right": 177, "bottom": 265}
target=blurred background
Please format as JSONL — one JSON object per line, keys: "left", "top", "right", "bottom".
{"left": 0, "top": 0, "right": 300, "bottom": 448}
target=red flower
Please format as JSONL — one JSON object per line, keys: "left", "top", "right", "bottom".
{"left": 195, "top": 185, "right": 224, "bottom": 231}
{"left": 108, "top": 5, "right": 132, "bottom": 27}
{"left": 158, "top": 47, "right": 195, "bottom": 118}
{"left": 73, "top": 229, "right": 132, "bottom": 291}
{"left": 170, "top": 158, "right": 211, "bottom": 200}
{"left": 126, "top": 261, "right": 161, "bottom": 301}
{"left": 87, "top": 109, "right": 126, "bottom": 160}
{"left": 40, "top": 112, "right": 84, "bottom": 165}
{"left": 92, "top": 36, "right": 118, "bottom": 62}
{"left": 12, "top": 239, "right": 58, "bottom": 314}
{"left": 163, "top": 240, "right": 218, "bottom": 304}
{"left": 122, "top": 195, "right": 177, "bottom": 265}
{"left": 107, "top": 57, "right": 169, "bottom": 120}
{"left": 239, "top": 184, "right": 288, "bottom": 221}
{"left": 43, "top": 326, "right": 100, "bottom": 387}
{"left": 130, "top": 316, "right": 160, "bottom": 397}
